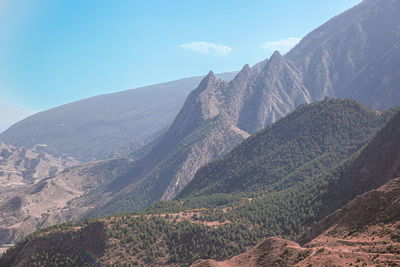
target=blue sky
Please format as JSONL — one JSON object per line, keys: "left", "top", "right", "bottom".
{"left": 0, "top": 0, "right": 361, "bottom": 111}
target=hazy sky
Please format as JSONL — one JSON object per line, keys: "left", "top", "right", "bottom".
{"left": 0, "top": 0, "right": 361, "bottom": 111}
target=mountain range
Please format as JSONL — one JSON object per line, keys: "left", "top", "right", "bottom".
{"left": 82, "top": 0, "right": 400, "bottom": 217}
{"left": 0, "top": 0, "right": 400, "bottom": 264}
{"left": 0, "top": 0, "right": 399, "bottom": 217}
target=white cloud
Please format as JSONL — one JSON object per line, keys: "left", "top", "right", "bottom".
{"left": 259, "top": 37, "right": 301, "bottom": 53}
{"left": 180, "top": 41, "right": 232, "bottom": 55}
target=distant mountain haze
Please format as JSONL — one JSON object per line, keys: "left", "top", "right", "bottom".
{"left": 0, "top": 72, "right": 237, "bottom": 162}
{"left": 0, "top": 103, "right": 33, "bottom": 134}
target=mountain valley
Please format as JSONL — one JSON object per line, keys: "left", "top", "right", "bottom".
{"left": 2, "top": 101, "right": 400, "bottom": 266}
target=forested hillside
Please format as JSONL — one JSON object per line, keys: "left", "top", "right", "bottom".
{"left": 193, "top": 178, "right": 400, "bottom": 267}
{"left": 179, "top": 98, "right": 392, "bottom": 197}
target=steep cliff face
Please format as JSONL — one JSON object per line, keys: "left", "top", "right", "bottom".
{"left": 238, "top": 51, "right": 311, "bottom": 133}
{"left": 158, "top": 60, "right": 311, "bottom": 199}
{"left": 0, "top": 141, "right": 78, "bottom": 187}
{"left": 287, "top": 0, "right": 400, "bottom": 108}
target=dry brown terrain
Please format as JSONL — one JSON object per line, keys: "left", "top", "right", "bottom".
{"left": 0, "top": 144, "right": 133, "bottom": 254}
{"left": 0, "top": 141, "right": 78, "bottom": 188}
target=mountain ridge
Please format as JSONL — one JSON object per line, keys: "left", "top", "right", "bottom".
{"left": 0, "top": 72, "right": 237, "bottom": 162}
{"left": 0, "top": 103, "right": 33, "bottom": 134}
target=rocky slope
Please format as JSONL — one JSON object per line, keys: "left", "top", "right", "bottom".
{"left": 287, "top": 0, "right": 400, "bottom": 110}
{"left": 0, "top": 141, "right": 78, "bottom": 187}
{"left": 2, "top": 98, "right": 390, "bottom": 259}
{"left": 0, "top": 157, "right": 133, "bottom": 254}
{"left": 0, "top": 72, "right": 237, "bottom": 162}
{"left": 0, "top": 141, "right": 80, "bottom": 253}
{"left": 192, "top": 178, "right": 400, "bottom": 267}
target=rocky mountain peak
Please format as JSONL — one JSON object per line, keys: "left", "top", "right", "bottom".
{"left": 268, "top": 50, "right": 283, "bottom": 63}
{"left": 206, "top": 70, "right": 215, "bottom": 78}
{"left": 251, "top": 58, "right": 268, "bottom": 74}
{"left": 260, "top": 50, "right": 287, "bottom": 75}
{"left": 228, "top": 64, "right": 253, "bottom": 91}
{"left": 197, "top": 71, "right": 217, "bottom": 89}
{"left": 240, "top": 63, "right": 251, "bottom": 74}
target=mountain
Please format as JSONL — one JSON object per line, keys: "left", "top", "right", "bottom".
{"left": 83, "top": 0, "right": 400, "bottom": 216}
{"left": 0, "top": 103, "right": 32, "bottom": 134}
{"left": 2, "top": 0, "right": 400, "bottom": 257}
{"left": 84, "top": 55, "right": 318, "bottom": 217}
{"left": 192, "top": 177, "right": 400, "bottom": 267}
{"left": 0, "top": 72, "right": 237, "bottom": 162}
{"left": 1, "top": 0, "right": 399, "bottom": 219}
{"left": 178, "top": 98, "right": 390, "bottom": 198}
{"left": 286, "top": 0, "right": 400, "bottom": 109}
